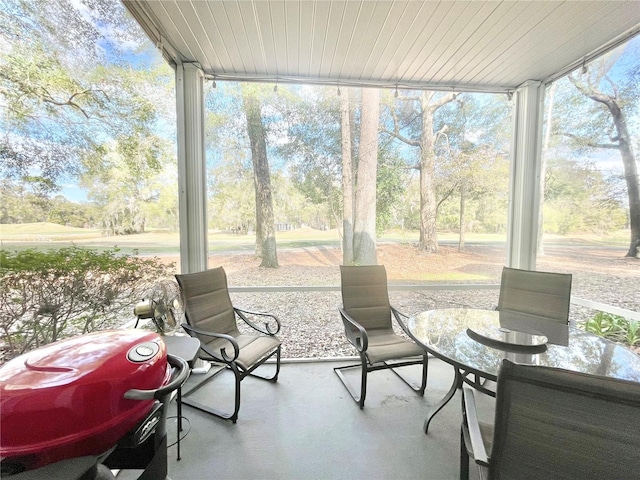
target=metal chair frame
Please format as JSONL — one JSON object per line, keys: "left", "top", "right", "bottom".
{"left": 335, "top": 265, "right": 428, "bottom": 409}
{"left": 176, "top": 268, "right": 281, "bottom": 423}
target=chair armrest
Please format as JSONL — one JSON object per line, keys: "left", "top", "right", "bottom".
{"left": 462, "top": 386, "right": 490, "bottom": 467}
{"left": 338, "top": 308, "right": 368, "bottom": 352}
{"left": 234, "top": 307, "right": 281, "bottom": 335}
{"left": 391, "top": 306, "right": 411, "bottom": 335}
{"left": 181, "top": 323, "right": 240, "bottom": 363}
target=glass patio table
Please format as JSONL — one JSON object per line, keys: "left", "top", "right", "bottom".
{"left": 406, "top": 308, "right": 640, "bottom": 434}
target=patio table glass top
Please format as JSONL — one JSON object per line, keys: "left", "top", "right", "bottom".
{"left": 407, "top": 308, "right": 640, "bottom": 383}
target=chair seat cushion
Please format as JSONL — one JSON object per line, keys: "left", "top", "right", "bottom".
{"left": 365, "top": 330, "right": 425, "bottom": 364}
{"left": 204, "top": 334, "right": 281, "bottom": 370}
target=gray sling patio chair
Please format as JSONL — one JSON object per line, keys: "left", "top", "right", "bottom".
{"left": 175, "top": 267, "right": 281, "bottom": 423}
{"left": 477, "top": 267, "right": 573, "bottom": 392}
{"left": 460, "top": 359, "right": 640, "bottom": 480}
{"left": 334, "top": 265, "right": 428, "bottom": 409}
{"left": 497, "top": 266, "right": 572, "bottom": 324}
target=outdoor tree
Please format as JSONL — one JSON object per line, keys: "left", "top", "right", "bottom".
{"left": 275, "top": 86, "right": 342, "bottom": 229}
{"left": 543, "top": 156, "right": 627, "bottom": 235}
{"left": 270, "top": 172, "right": 313, "bottom": 229}
{"left": 144, "top": 168, "right": 180, "bottom": 231}
{"left": 436, "top": 142, "right": 508, "bottom": 251}
{"left": 208, "top": 151, "right": 256, "bottom": 232}
{"left": 545, "top": 41, "right": 640, "bottom": 258}
{"left": 242, "top": 84, "right": 278, "bottom": 268}
{"left": 0, "top": 35, "right": 97, "bottom": 185}
{"left": 265, "top": 84, "right": 408, "bottom": 261}
{"left": 47, "top": 195, "right": 99, "bottom": 228}
{"left": 434, "top": 94, "right": 510, "bottom": 251}
{"left": 0, "top": 0, "right": 175, "bottom": 233}
{"left": 555, "top": 48, "right": 639, "bottom": 258}
{"left": 383, "top": 90, "right": 457, "bottom": 253}
{"left": 375, "top": 147, "right": 407, "bottom": 234}
{"left": 205, "top": 82, "right": 254, "bottom": 233}
{"left": 1, "top": 0, "right": 145, "bottom": 182}
{"left": 78, "top": 63, "right": 175, "bottom": 234}
{"left": 351, "top": 88, "right": 381, "bottom": 265}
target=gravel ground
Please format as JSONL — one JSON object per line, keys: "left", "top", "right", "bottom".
{"left": 184, "top": 243, "right": 640, "bottom": 359}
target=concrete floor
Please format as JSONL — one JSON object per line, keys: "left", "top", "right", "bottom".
{"left": 118, "top": 357, "right": 489, "bottom": 480}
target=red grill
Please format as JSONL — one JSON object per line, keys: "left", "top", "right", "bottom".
{"left": 0, "top": 329, "right": 178, "bottom": 475}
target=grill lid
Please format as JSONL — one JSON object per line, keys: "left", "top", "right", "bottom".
{"left": 0, "top": 329, "right": 171, "bottom": 472}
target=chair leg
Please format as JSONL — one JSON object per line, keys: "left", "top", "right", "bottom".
{"left": 386, "top": 354, "right": 428, "bottom": 396}
{"left": 182, "top": 347, "right": 280, "bottom": 424}
{"left": 335, "top": 354, "right": 428, "bottom": 408}
{"left": 333, "top": 352, "right": 368, "bottom": 408}
{"left": 248, "top": 346, "right": 281, "bottom": 382}
{"left": 460, "top": 425, "right": 470, "bottom": 480}
{"left": 231, "top": 365, "right": 241, "bottom": 423}
{"left": 182, "top": 363, "right": 242, "bottom": 423}
{"left": 359, "top": 359, "right": 367, "bottom": 409}
{"left": 273, "top": 346, "right": 281, "bottom": 381}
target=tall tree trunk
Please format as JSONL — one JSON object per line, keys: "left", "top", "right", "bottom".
{"left": 607, "top": 102, "right": 639, "bottom": 258}
{"left": 354, "top": 88, "right": 379, "bottom": 265}
{"left": 571, "top": 77, "right": 640, "bottom": 258}
{"left": 419, "top": 92, "right": 438, "bottom": 253}
{"left": 418, "top": 91, "right": 457, "bottom": 253}
{"left": 538, "top": 82, "right": 557, "bottom": 256}
{"left": 254, "top": 180, "right": 264, "bottom": 257}
{"left": 242, "top": 89, "right": 278, "bottom": 268}
{"left": 385, "top": 91, "right": 456, "bottom": 253}
{"left": 341, "top": 88, "right": 354, "bottom": 265}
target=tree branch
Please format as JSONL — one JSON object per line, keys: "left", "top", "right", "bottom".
{"left": 381, "top": 107, "right": 420, "bottom": 147}
{"left": 437, "top": 182, "right": 459, "bottom": 208}
{"left": 428, "top": 92, "right": 458, "bottom": 113}
{"left": 603, "top": 74, "right": 618, "bottom": 99}
{"left": 381, "top": 127, "right": 420, "bottom": 147}
{"left": 39, "top": 87, "right": 108, "bottom": 119}
{"left": 562, "top": 132, "right": 620, "bottom": 149}
{"left": 569, "top": 74, "right": 615, "bottom": 108}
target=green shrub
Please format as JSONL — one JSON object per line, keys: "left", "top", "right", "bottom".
{"left": 0, "top": 246, "right": 173, "bottom": 362}
{"left": 585, "top": 311, "right": 640, "bottom": 347}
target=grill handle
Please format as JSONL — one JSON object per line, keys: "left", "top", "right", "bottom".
{"left": 124, "top": 354, "right": 189, "bottom": 401}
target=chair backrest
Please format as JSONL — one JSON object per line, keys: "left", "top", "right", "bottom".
{"left": 490, "top": 360, "right": 640, "bottom": 480}
{"left": 175, "top": 267, "right": 238, "bottom": 336}
{"left": 497, "top": 267, "right": 572, "bottom": 324}
{"left": 340, "top": 265, "right": 392, "bottom": 331}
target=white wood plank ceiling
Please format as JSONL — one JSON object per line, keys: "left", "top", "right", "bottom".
{"left": 124, "top": 0, "right": 640, "bottom": 93}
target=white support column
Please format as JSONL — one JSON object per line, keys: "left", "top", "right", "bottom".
{"left": 176, "top": 63, "right": 208, "bottom": 273}
{"left": 506, "top": 81, "right": 545, "bottom": 270}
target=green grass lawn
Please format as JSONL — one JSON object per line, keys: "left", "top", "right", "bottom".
{"left": 0, "top": 222, "right": 631, "bottom": 255}
{"left": 0, "top": 222, "right": 102, "bottom": 238}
